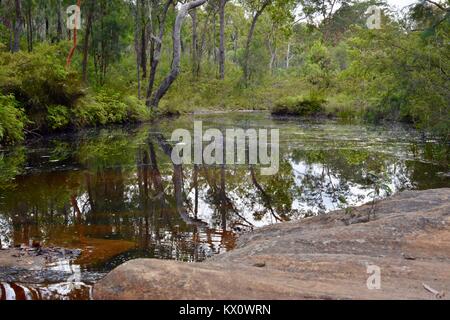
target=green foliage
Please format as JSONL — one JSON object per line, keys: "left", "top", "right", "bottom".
{"left": 123, "top": 95, "right": 152, "bottom": 122}
{"left": 74, "top": 89, "right": 151, "bottom": 127}
{"left": 47, "top": 105, "right": 70, "bottom": 130}
{"left": 77, "top": 128, "right": 145, "bottom": 172}
{"left": 272, "top": 91, "right": 326, "bottom": 116}
{"left": 0, "top": 43, "right": 84, "bottom": 129}
{"left": 340, "top": 22, "right": 450, "bottom": 137}
{"left": 159, "top": 61, "right": 314, "bottom": 114}
{"left": 325, "top": 93, "right": 360, "bottom": 120}
{"left": 0, "top": 25, "right": 10, "bottom": 49}
{"left": 0, "top": 147, "right": 26, "bottom": 191}
{"left": 94, "top": 90, "right": 129, "bottom": 123}
{"left": 0, "top": 43, "right": 151, "bottom": 136}
{"left": 302, "top": 40, "right": 336, "bottom": 88}
{"left": 88, "top": 0, "right": 135, "bottom": 85}
{"left": 73, "top": 96, "right": 108, "bottom": 127}
{"left": 0, "top": 0, "right": 448, "bottom": 145}
{"left": 0, "top": 94, "right": 26, "bottom": 144}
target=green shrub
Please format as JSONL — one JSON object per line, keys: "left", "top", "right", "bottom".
{"left": 325, "top": 93, "right": 361, "bottom": 120}
{"left": 121, "top": 95, "right": 152, "bottom": 122}
{"left": 272, "top": 91, "right": 326, "bottom": 116}
{"left": 302, "top": 41, "right": 336, "bottom": 88}
{"left": 47, "top": 105, "right": 71, "bottom": 130}
{"left": 0, "top": 146, "right": 26, "bottom": 191}
{"left": 0, "top": 94, "right": 26, "bottom": 144}
{"left": 73, "top": 96, "right": 108, "bottom": 127}
{"left": 73, "top": 90, "right": 151, "bottom": 127}
{"left": 0, "top": 26, "right": 10, "bottom": 51}
{"left": 95, "top": 90, "right": 128, "bottom": 123}
{"left": 0, "top": 43, "right": 84, "bottom": 129}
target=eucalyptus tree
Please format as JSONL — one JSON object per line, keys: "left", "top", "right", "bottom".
{"left": 408, "top": 0, "right": 450, "bottom": 32}
{"left": 149, "top": 0, "right": 208, "bottom": 109}
{"left": 82, "top": 0, "right": 95, "bottom": 82}
{"left": 241, "top": 0, "right": 272, "bottom": 83}
{"left": 89, "top": 0, "right": 134, "bottom": 85}
{"left": 299, "top": 0, "right": 345, "bottom": 22}
{"left": 241, "top": 0, "right": 296, "bottom": 83}
{"left": 191, "top": 2, "right": 217, "bottom": 77}
{"left": 22, "top": 0, "right": 34, "bottom": 52}
{"left": 145, "top": 0, "right": 174, "bottom": 106}
{"left": 9, "top": 0, "right": 23, "bottom": 52}
{"left": 56, "top": 0, "right": 63, "bottom": 41}
{"left": 134, "top": 0, "right": 142, "bottom": 96}
{"left": 218, "top": 0, "right": 228, "bottom": 79}
{"left": 320, "top": 0, "right": 386, "bottom": 44}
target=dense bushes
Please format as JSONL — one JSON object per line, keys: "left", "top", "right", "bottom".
{"left": 338, "top": 25, "right": 449, "bottom": 137}
{"left": 302, "top": 41, "right": 336, "bottom": 88}
{"left": 0, "top": 44, "right": 152, "bottom": 144}
{"left": 0, "top": 44, "right": 83, "bottom": 128}
{"left": 0, "top": 43, "right": 85, "bottom": 136}
{"left": 73, "top": 89, "right": 150, "bottom": 127}
{"left": 46, "top": 105, "right": 71, "bottom": 130}
{"left": 0, "top": 94, "right": 26, "bottom": 144}
{"left": 272, "top": 91, "right": 326, "bottom": 116}
{"left": 1, "top": 2, "right": 448, "bottom": 145}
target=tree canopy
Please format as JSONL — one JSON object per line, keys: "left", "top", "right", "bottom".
{"left": 0, "top": 0, "right": 448, "bottom": 144}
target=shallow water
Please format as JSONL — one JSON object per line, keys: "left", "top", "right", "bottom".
{"left": 0, "top": 112, "right": 448, "bottom": 300}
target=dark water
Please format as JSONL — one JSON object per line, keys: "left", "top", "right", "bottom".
{"left": 0, "top": 112, "right": 449, "bottom": 300}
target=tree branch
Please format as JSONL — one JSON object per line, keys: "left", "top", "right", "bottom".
{"left": 425, "top": 0, "right": 448, "bottom": 12}
{"left": 150, "top": 0, "right": 208, "bottom": 109}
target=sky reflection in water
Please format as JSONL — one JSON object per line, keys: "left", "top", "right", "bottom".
{"left": 0, "top": 112, "right": 448, "bottom": 298}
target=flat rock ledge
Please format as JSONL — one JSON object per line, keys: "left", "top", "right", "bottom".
{"left": 94, "top": 189, "right": 450, "bottom": 300}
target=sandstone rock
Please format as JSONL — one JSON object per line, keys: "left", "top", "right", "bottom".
{"left": 94, "top": 189, "right": 450, "bottom": 300}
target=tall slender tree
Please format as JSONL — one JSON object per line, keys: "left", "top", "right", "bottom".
{"left": 242, "top": 0, "right": 271, "bottom": 84}
{"left": 82, "top": 0, "right": 95, "bottom": 83}
{"left": 145, "top": 0, "right": 173, "bottom": 107}
{"left": 12, "top": 0, "right": 23, "bottom": 52}
{"left": 218, "top": 0, "right": 228, "bottom": 79}
{"left": 150, "top": 0, "right": 208, "bottom": 109}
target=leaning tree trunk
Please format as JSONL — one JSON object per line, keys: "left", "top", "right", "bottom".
{"left": 145, "top": 0, "right": 173, "bottom": 107}
{"left": 149, "top": 0, "right": 207, "bottom": 110}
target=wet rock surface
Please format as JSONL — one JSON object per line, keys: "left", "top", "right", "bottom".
{"left": 0, "top": 246, "right": 106, "bottom": 300}
{"left": 0, "top": 246, "right": 104, "bottom": 284}
{"left": 94, "top": 189, "right": 450, "bottom": 300}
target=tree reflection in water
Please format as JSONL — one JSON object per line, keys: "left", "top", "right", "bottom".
{"left": 0, "top": 113, "right": 448, "bottom": 272}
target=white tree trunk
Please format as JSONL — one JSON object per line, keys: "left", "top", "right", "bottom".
{"left": 286, "top": 42, "right": 291, "bottom": 69}
{"left": 150, "top": 0, "right": 208, "bottom": 109}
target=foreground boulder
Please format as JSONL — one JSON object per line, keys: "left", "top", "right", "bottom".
{"left": 94, "top": 189, "right": 450, "bottom": 300}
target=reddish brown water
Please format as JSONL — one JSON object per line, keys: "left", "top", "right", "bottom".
{"left": 1, "top": 112, "right": 448, "bottom": 300}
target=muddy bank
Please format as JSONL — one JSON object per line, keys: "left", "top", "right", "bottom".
{"left": 0, "top": 246, "right": 106, "bottom": 300}
{"left": 0, "top": 246, "right": 103, "bottom": 284}
{"left": 94, "top": 188, "right": 450, "bottom": 300}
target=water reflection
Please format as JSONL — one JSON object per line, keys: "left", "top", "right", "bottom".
{"left": 0, "top": 282, "right": 91, "bottom": 300}
{"left": 0, "top": 113, "right": 448, "bottom": 299}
